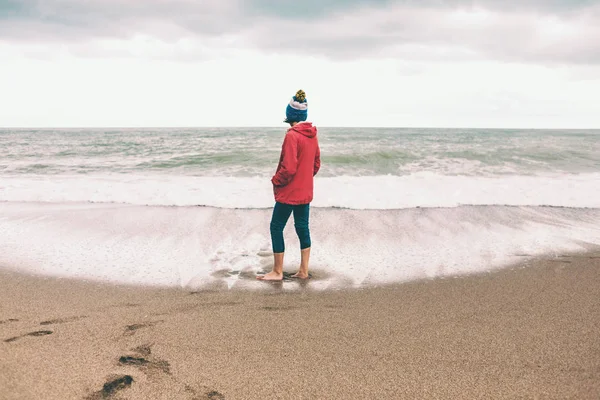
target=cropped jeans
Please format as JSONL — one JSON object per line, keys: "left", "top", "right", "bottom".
{"left": 270, "top": 202, "right": 311, "bottom": 253}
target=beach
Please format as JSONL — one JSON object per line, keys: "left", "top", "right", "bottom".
{"left": 1, "top": 253, "right": 599, "bottom": 399}
{"left": 2, "top": 128, "right": 600, "bottom": 398}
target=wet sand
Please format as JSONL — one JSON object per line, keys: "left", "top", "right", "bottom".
{"left": 1, "top": 254, "right": 599, "bottom": 399}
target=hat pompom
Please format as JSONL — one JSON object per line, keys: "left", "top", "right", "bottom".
{"left": 295, "top": 90, "right": 306, "bottom": 103}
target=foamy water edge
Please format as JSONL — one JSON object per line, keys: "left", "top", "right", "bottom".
{"left": 1, "top": 202, "right": 599, "bottom": 291}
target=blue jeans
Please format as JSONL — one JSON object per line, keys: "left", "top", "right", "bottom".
{"left": 270, "top": 202, "right": 311, "bottom": 253}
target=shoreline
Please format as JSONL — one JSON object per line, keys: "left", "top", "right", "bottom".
{"left": 1, "top": 248, "right": 599, "bottom": 293}
{"left": 1, "top": 254, "right": 600, "bottom": 399}
{"left": 3, "top": 202, "right": 600, "bottom": 290}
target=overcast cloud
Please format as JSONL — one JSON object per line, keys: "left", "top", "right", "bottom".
{"left": 1, "top": 0, "right": 599, "bottom": 63}
{"left": 1, "top": 0, "right": 599, "bottom": 127}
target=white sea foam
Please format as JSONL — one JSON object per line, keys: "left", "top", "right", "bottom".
{"left": 3, "top": 129, "right": 599, "bottom": 290}
{"left": 1, "top": 173, "right": 600, "bottom": 209}
{"left": 1, "top": 202, "right": 599, "bottom": 290}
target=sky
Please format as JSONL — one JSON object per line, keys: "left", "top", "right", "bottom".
{"left": 1, "top": 0, "right": 599, "bottom": 128}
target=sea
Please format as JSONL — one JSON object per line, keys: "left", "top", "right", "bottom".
{"left": 1, "top": 127, "right": 600, "bottom": 290}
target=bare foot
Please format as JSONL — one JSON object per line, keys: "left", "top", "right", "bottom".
{"left": 256, "top": 271, "right": 283, "bottom": 281}
{"left": 291, "top": 271, "right": 310, "bottom": 279}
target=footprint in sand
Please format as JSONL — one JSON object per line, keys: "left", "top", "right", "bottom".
{"left": 4, "top": 330, "right": 53, "bottom": 343}
{"left": 86, "top": 375, "right": 134, "bottom": 400}
{"left": 123, "top": 321, "right": 163, "bottom": 337}
{"left": 109, "top": 344, "right": 225, "bottom": 399}
{"left": 40, "top": 315, "right": 87, "bottom": 325}
{"left": 183, "top": 387, "right": 226, "bottom": 399}
{"left": 205, "top": 391, "right": 226, "bottom": 400}
{"left": 119, "top": 355, "right": 171, "bottom": 375}
{"left": 118, "top": 344, "right": 171, "bottom": 375}
{"left": 262, "top": 305, "right": 300, "bottom": 311}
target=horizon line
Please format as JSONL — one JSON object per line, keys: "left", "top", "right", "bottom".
{"left": 1, "top": 126, "right": 599, "bottom": 130}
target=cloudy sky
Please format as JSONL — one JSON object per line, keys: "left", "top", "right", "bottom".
{"left": 1, "top": 0, "right": 599, "bottom": 128}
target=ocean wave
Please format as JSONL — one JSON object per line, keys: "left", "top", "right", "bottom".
{"left": 3, "top": 128, "right": 600, "bottom": 177}
{"left": 1, "top": 173, "right": 600, "bottom": 209}
{"left": 1, "top": 203, "right": 599, "bottom": 290}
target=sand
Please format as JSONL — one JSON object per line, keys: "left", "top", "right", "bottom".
{"left": 1, "top": 254, "right": 599, "bottom": 400}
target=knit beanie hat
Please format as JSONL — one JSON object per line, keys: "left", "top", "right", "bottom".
{"left": 285, "top": 90, "right": 308, "bottom": 123}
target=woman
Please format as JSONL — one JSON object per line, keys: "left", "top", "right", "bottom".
{"left": 257, "top": 90, "right": 321, "bottom": 281}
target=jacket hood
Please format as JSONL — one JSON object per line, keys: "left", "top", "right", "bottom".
{"left": 290, "top": 122, "right": 317, "bottom": 138}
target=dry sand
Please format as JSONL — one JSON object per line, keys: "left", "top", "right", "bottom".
{"left": 1, "top": 254, "right": 599, "bottom": 399}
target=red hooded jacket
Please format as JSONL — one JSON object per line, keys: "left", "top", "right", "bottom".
{"left": 271, "top": 122, "right": 321, "bottom": 205}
